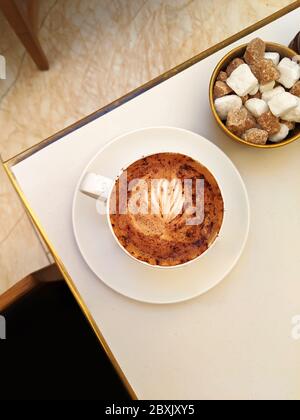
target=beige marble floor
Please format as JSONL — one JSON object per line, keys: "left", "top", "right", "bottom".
{"left": 0, "top": 0, "right": 295, "bottom": 294}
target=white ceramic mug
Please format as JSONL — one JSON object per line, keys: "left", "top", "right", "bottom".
{"left": 79, "top": 155, "right": 222, "bottom": 269}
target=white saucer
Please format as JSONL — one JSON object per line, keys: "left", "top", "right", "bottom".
{"left": 72, "top": 127, "right": 250, "bottom": 304}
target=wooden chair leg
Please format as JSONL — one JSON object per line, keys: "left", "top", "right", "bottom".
{"left": 0, "top": 264, "right": 61, "bottom": 312}
{"left": 0, "top": 0, "right": 49, "bottom": 70}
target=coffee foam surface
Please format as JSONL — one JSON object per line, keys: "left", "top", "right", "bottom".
{"left": 110, "top": 153, "right": 224, "bottom": 267}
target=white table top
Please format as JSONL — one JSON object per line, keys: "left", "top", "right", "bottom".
{"left": 10, "top": 7, "right": 300, "bottom": 399}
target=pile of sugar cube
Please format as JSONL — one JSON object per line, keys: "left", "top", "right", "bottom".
{"left": 213, "top": 38, "right": 300, "bottom": 145}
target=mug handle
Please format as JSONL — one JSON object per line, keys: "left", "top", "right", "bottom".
{"left": 80, "top": 172, "right": 114, "bottom": 201}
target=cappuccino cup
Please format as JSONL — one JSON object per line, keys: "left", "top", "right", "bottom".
{"left": 80, "top": 152, "right": 224, "bottom": 269}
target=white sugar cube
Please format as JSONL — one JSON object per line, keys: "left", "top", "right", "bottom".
{"left": 281, "top": 98, "right": 300, "bottom": 122}
{"left": 269, "top": 123, "right": 289, "bottom": 143}
{"left": 214, "top": 95, "right": 242, "bottom": 120}
{"left": 249, "top": 85, "right": 259, "bottom": 95}
{"left": 245, "top": 98, "right": 269, "bottom": 118}
{"left": 259, "top": 81, "right": 275, "bottom": 93}
{"left": 226, "top": 64, "right": 259, "bottom": 97}
{"left": 268, "top": 92, "right": 298, "bottom": 117}
{"left": 261, "top": 86, "right": 285, "bottom": 103}
{"left": 278, "top": 57, "right": 300, "bottom": 89}
{"left": 264, "top": 52, "right": 280, "bottom": 66}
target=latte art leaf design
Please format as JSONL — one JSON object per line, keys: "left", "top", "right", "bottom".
{"left": 151, "top": 179, "right": 185, "bottom": 223}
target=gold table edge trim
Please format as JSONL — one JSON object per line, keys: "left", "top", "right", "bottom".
{"left": 2, "top": 1, "right": 299, "bottom": 400}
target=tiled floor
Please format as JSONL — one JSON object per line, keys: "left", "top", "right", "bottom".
{"left": 0, "top": 0, "right": 295, "bottom": 293}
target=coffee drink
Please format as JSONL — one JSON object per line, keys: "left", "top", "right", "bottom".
{"left": 109, "top": 153, "right": 224, "bottom": 266}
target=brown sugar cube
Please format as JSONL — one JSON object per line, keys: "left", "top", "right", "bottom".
{"left": 290, "top": 81, "right": 300, "bottom": 97}
{"left": 217, "top": 71, "right": 228, "bottom": 82}
{"left": 281, "top": 119, "right": 296, "bottom": 130}
{"left": 213, "top": 81, "right": 232, "bottom": 98}
{"left": 242, "top": 128, "right": 268, "bottom": 145}
{"left": 249, "top": 91, "right": 262, "bottom": 99}
{"left": 244, "top": 38, "right": 266, "bottom": 65}
{"left": 257, "top": 111, "right": 280, "bottom": 135}
{"left": 251, "top": 59, "right": 280, "bottom": 84}
{"left": 245, "top": 110, "right": 257, "bottom": 131}
{"left": 226, "top": 106, "right": 251, "bottom": 136}
{"left": 226, "top": 58, "right": 245, "bottom": 76}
